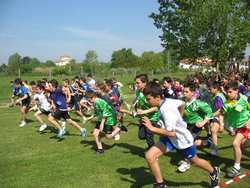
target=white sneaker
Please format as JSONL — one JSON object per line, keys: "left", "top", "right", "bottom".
{"left": 177, "top": 160, "right": 191, "bottom": 173}
{"left": 39, "top": 124, "right": 47, "bottom": 132}
{"left": 114, "top": 134, "right": 120, "bottom": 141}
{"left": 19, "top": 121, "right": 27, "bottom": 127}
{"left": 60, "top": 120, "right": 66, "bottom": 131}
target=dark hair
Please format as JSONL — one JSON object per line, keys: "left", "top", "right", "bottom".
{"left": 162, "top": 77, "right": 172, "bottom": 83}
{"left": 64, "top": 78, "right": 70, "bottom": 84}
{"left": 209, "top": 81, "right": 221, "bottom": 90}
{"left": 152, "top": 78, "right": 160, "bottom": 84}
{"left": 30, "top": 80, "right": 36, "bottom": 86}
{"left": 135, "top": 74, "right": 148, "bottom": 83}
{"left": 183, "top": 82, "right": 196, "bottom": 92}
{"left": 143, "top": 82, "right": 163, "bottom": 98}
{"left": 51, "top": 79, "right": 58, "bottom": 88}
{"left": 105, "top": 79, "right": 113, "bottom": 87}
{"left": 225, "top": 81, "right": 238, "bottom": 91}
{"left": 86, "top": 90, "right": 97, "bottom": 98}
{"left": 14, "top": 78, "right": 22, "bottom": 85}
{"left": 37, "top": 83, "right": 45, "bottom": 90}
{"left": 87, "top": 73, "right": 92, "bottom": 77}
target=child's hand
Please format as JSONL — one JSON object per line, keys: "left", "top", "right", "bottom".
{"left": 15, "top": 99, "right": 21, "bottom": 105}
{"left": 137, "top": 109, "right": 143, "bottom": 115}
{"left": 142, "top": 116, "right": 153, "bottom": 130}
{"left": 196, "top": 121, "right": 204, "bottom": 128}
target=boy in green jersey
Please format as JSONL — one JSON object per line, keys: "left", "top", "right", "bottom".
{"left": 223, "top": 81, "right": 250, "bottom": 178}
{"left": 208, "top": 81, "right": 226, "bottom": 156}
{"left": 133, "top": 74, "right": 160, "bottom": 149}
{"left": 86, "top": 91, "right": 120, "bottom": 154}
{"left": 178, "top": 82, "right": 213, "bottom": 173}
{"left": 183, "top": 83, "right": 213, "bottom": 141}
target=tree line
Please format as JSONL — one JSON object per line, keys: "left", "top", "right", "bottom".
{"left": 0, "top": 49, "right": 173, "bottom": 76}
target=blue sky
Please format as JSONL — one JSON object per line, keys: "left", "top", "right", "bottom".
{"left": 0, "top": 0, "right": 163, "bottom": 64}
{"left": 0, "top": 0, "right": 249, "bottom": 64}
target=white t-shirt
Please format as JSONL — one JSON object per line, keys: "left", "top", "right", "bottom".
{"left": 88, "top": 79, "right": 96, "bottom": 86}
{"left": 33, "top": 92, "right": 51, "bottom": 112}
{"left": 159, "top": 98, "right": 193, "bottom": 149}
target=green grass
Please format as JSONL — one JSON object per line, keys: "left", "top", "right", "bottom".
{"left": 0, "top": 75, "right": 250, "bottom": 188}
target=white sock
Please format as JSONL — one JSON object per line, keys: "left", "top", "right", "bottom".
{"left": 234, "top": 163, "right": 240, "bottom": 170}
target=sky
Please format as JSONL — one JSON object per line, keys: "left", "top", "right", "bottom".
{"left": 0, "top": 0, "right": 249, "bottom": 64}
{"left": 0, "top": 0, "right": 164, "bottom": 64}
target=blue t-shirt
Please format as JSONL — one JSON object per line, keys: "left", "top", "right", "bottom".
{"left": 81, "top": 83, "right": 91, "bottom": 92}
{"left": 12, "top": 85, "right": 19, "bottom": 95}
{"left": 17, "top": 85, "right": 29, "bottom": 97}
{"left": 50, "top": 88, "right": 67, "bottom": 110}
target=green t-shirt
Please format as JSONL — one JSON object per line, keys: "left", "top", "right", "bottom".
{"left": 183, "top": 98, "right": 213, "bottom": 124}
{"left": 94, "top": 98, "right": 117, "bottom": 126}
{"left": 135, "top": 90, "right": 160, "bottom": 122}
{"left": 223, "top": 94, "right": 250, "bottom": 128}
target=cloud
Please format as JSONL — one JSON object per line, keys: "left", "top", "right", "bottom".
{"left": 63, "top": 27, "right": 121, "bottom": 41}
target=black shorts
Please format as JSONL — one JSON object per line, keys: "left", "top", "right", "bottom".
{"left": 95, "top": 122, "right": 113, "bottom": 134}
{"left": 21, "top": 97, "right": 31, "bottom": 107}
{"left": 69, "top": 98, "right": 80, "bottom": 111}
{"left": 39, "top": 109, "right": 51, "bottom": 115}
{"left": 210, "top": 117, "right": 220, "bottom": 124}
{"left": 52, "top": 109, "right": 70, "bottom": 120}
{"left": 187, "top": 123, "right": 202, "bottom": 139}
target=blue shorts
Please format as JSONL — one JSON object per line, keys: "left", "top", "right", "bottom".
{"left": 159, "top": 137, "right": 197, "bottom": 160}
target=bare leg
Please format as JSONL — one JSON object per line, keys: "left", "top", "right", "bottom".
{"left": 145, "top": 143, "right": 166, "bottom": 183}
{"left": 93, "top": 128, "right": 102, "bottom": 149}
{"left": 66, "top": 118, "right": 82, "bottom": 130}
{"left": 190, "top": 155, "right": 214, "bottom": 173}
{"left": 34, "top": 111, "right": 44, "bottom": 124}
{"left": 48, "top": 114, "right": 62, "bottom": 130}
{"left": 211, "top": 122, "right": 220, "bottom": 146}
{"left": 233, "top": 133, "right": 245, "bottom": 164}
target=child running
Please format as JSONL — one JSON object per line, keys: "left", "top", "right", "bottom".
{"left": 47, "top": 79, "right": 87, "bottom": 138}
{"left": 86, "top": 90, "right": 120, "bottom": 154}
{"left": 142, "top": 82, "right": 220, "bottom": 188}
{"left": 223, "top": 81, "right": 250, "bottom": 178}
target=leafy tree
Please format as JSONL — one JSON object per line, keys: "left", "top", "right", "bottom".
{"left": 43, "top": 60, "right": 55, "bottom": 67}
{"left": 150, "top": 0, "right": 250, "bottom": 72}
{"left": 0, "top": 64, "right": 8, "bottom": 73}
{"left": 140, "top": 51, "right": 164, "bottom": 70}
{"left": 8, "top": 53, "right": 22, "bottom": 75}
{"left": 111, "top": 48, "right": 139, "bottom": 68}
{"left": 84, "top": 50, "right": 98, "bottom": 64}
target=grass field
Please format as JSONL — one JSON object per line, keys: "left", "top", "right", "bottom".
{"left": 0, "top": 75, "right": 250, "bottom": 188}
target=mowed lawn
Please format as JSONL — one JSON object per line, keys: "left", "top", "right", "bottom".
{"left": 0, "top": 75, "right": 250, "bottom": 188}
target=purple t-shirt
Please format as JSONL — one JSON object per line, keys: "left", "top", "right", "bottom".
{"left": 239, "top": 84, "right": 246, "bottom": 94}
{"left": 50, "top": 88, "right": 67, "bottom": 110}
{"left": 214, "top": 96, "right": 224, "bottom": 111}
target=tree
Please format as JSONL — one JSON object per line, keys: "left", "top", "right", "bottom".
{"left": 84, "top": 50, "right": 98, "bottom": 64}
{"left": 140, "top": 51, "right": 164, "bottom": 71}
{"left": 43, "top": 60, "right": 55, "bottom": 67}
{"left": 150, "top": 0, "right": 250, "bottom": 72}
{"left": 111, "top": 48, "right": 139, "bottom": 68}
{"left": 0, "top": 64, "right": 8, "bottom": 73}
{"left": 8, "top": 53, "right": 22, "bottom": 75}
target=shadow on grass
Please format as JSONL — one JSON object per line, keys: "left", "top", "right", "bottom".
{"left": 115, "top": 143, "right": 145, "bottom": 158}
{"left": 117, "top": 167, "right": 210, "bottom": 188}
{"left": 80, "top": 140, "right": 116, "bottom": 151}
{"left": 49, "top": 135, "right": 65, "bottom": 142}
